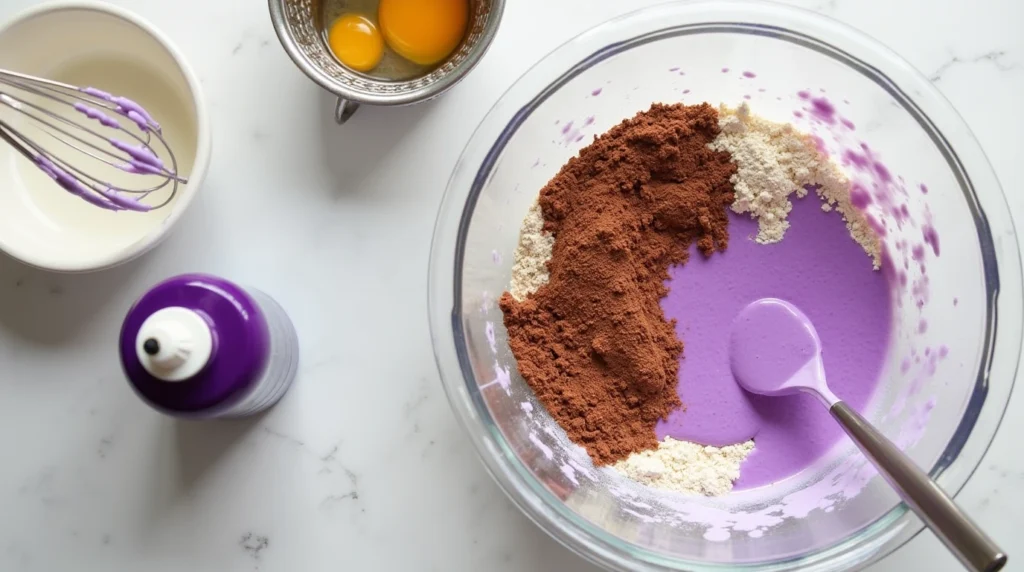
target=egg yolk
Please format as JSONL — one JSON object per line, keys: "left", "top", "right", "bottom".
{"left": 378, "top": 0, "right": 469, "bottom": 67}
{"left": 327, "top": 14, "right": 384, "bottom": 72}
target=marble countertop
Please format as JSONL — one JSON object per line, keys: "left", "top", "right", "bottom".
{"left": 1, "top": 0, "right": 1021, "bottom": 570}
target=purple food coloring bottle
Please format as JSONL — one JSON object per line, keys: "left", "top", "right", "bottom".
{"left": 119, "top": 273, "right": 299, "bottom": 418}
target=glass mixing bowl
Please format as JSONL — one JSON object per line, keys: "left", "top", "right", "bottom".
{"left": 428, "top": 2, "right": 1022, "bottom": 569}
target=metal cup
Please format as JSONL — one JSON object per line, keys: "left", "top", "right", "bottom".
{"left": 269, "top": 0, "right": 504, "bottom": 124}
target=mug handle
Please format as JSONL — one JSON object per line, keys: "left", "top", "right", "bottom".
{"left": 335, "top": 98, "right": 360, "bottom": 124}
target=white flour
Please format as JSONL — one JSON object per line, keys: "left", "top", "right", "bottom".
{"left": 509, "top": 200, "right": 554, "bottom": 301}
{"left": 709, "top": 103, "right": 881, "bottom": 268}
{"left": 612, "top": 438, "right": 754, "bottom": 496}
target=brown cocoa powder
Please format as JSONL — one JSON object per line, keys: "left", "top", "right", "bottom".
{"left": 499, "top": 103, "right": 736, "bottom": 465}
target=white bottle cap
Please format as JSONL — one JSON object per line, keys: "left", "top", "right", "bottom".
{"left": 135, "top": 307, "right": 214, "bottom": 382}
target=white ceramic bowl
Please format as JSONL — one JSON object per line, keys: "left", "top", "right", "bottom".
{"left": 0, "top": 1, "right": 211, "bottom": 273}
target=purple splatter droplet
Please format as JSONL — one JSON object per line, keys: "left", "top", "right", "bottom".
{"left": 668, "top": 67, "right": 679, "bottom": 72}
{"left": 758, "top": 87, "right": 766, "bottom": 92}
{"left": 843, "top": 149, "right": 869, "bottom": 169}
{"left": 797, "top": 90, "right": 811, "bottom": 100}
{"left": 682, "top": 89, "right": 691, "bottom": 94}
{"left": 840, "top": 118, "right": 856, "bottom": 130}
{"left": 918, "top": 320, "right": 928, "bottom": 334}
{"left": 743, "top": 94, "right": 751, "bottom": 100}
{"left": 809, "top": 97, "right": 836, "bottom": 124}
{"left": 850, "top": 184, "right": 872, "bottom": 209}
{"left": 742, "top": 71, "right": 756, "bottom": 78}
{"left": 939, "top": 345, "right": 949, "bottom": 358}
{"left": 873, "top": 162, "right": 893, "bottom": 183}
{"left": 923, "top": 225, "right": 940, "bottom": 256}
{"left": 911, "top": 244, "right": 926, "bottom": 261}
{"left": 953, "top": 297, "right": 959, "bottom": 306}
{"left": 485, "top": 322, "right": 496, "bottom": 352}
{"left": 591, "top": 88, "right": 602, "bottom": 96}
{"left": 793, "top": 110, "right": 804, "bottom": 118}
{"left": 561, "top": 121, "right": 573, "bottom": 135}
{"left": 900, "top": 357, "right": 912, "bottom": 373}
{"left": 721, "top": 67, "right": 730, "bottom": 73}
{"left": 920, "top": 183, "right": 929, "bottom": 194}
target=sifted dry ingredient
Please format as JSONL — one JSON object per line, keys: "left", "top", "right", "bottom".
{"left": 710, "top": 103, "right": 881, "bottom": 267}
{"left": 500, "top": 103, "right": 736, "bottom": 466}
{"left": 509, "top": 201, "right": 554, "bottom": 301}
{"left": 612, "top": 438, "right": 754, "bottom": 496}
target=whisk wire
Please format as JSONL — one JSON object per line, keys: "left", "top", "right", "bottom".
{"left": 0, "top": 68, "right": 187, "bottom": 212}
{"left": 2, "top": 93, "right": 132, "bottom": 166}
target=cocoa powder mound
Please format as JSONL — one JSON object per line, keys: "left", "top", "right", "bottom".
{"left": 499, "top": 103, "right": 736, "bottom": 465}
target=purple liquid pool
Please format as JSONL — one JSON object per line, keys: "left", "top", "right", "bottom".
{"left": 657, "top": 197, "right": 893, "bottom": 489}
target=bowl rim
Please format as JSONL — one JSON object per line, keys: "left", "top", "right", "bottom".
{"left": 267, "top": 0, "right": 507, "bottom": 107}
{"left": 0, "top": 0, "right": 212, "bottom": 274}
{"left": 428, "top": 1, "right": 1022, "bottom": 570}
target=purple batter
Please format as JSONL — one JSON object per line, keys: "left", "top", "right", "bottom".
{"left": 657, "top": 197, "right": 893, "bottom": 489}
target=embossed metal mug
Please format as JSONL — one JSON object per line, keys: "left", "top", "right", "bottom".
{"left": 269, "top": 0, "right": 504, "bottom": 124}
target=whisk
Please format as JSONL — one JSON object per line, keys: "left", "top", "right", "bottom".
{"left": 0, "top": 68, "right": 187, "bottom": 212}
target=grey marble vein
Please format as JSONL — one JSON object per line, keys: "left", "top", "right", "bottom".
{"left": 929, "top": 50, "right": 1019, "bottom": 82}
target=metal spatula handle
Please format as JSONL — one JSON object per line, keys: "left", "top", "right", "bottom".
{"left": 831, "top": 401, "right": 1006, "bottom": 572}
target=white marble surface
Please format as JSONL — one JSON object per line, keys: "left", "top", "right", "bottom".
{"left": 0, "top": 0, "right": 1021, "bottom": 570}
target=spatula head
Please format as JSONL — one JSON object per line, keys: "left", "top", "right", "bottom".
{"left": 729, "top": 298, "right": 824, "bottom": 397}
